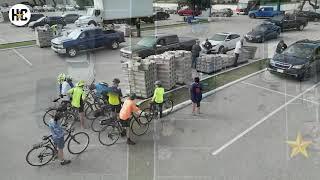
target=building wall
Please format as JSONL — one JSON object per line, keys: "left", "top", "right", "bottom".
{"left": 1, "top": 0, "right": 73, "bottom": 6}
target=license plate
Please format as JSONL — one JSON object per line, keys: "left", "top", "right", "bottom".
{"left": 277, "top": 69, "right": 284, "bottom": 73}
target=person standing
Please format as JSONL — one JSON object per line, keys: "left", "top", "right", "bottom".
{"left": 191, "top": 40, "right": 201, "bottom": 69}
{"left": 152, "top": 81, "right": 165, "bottom": 118}
{"left": 108, "top": 78, "right": 123, "bottom": 119}
{"left": 276, "top": 40, "right": 287, "bottom": 54}
{"left": 119, "top": 94, "right": 142, "bottom": 145}
{"left": 68, "top": 80, "right": 86, "bottom": 129}
{"left": 60, "top": 75, "right": 74, "bottom": 101}
{"left": 48, "top": 113, "right": 71, "bottom": 165}
{"left": 190, "top": 77, "right": 202, "bottom": 115}
{"left": 234, "top": 38, "right": 244, "bottom": 67}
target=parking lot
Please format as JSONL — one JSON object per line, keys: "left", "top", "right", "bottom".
{"left": 1, "top": 9, "right": 320, "bottom": 180}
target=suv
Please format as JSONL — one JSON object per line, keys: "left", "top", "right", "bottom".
{"left": 268, "top": 14, "right": 308, "bottom": 31}
{"left": 268, "top": 39, "right": 320, "bottom": 80}
{"left": 28, "top": 16, "right": 66, "bottom": 29}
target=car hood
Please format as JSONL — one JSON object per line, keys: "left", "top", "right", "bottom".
{"left": 51, "top": 36, "right": 73, "bottom": 44}
{"left": 272, "top": 53, "right": 310, "bottom": 65}
{"left": 121, "top": 45, "right": 149, "bottom": 53}
{"left": 247, "top": 30, "right": 264, "bottom": 37}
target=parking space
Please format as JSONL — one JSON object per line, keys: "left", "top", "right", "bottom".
{"left": 150, "top": 70, "right": 320, "bottom": 180}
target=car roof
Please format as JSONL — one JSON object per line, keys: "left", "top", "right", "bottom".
{"left": 216, "top": 32, "right": 238, "bottom": 35}
{"left": 295, "top": 39, "right": 320, "bottom": 46}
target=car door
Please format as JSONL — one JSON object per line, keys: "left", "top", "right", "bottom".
{"left": 165, "top": 35, "right": 179, "bottom": 50}
{"left": 93, "top": 29, "right": 105, "bottom": 48}
{"left": 229, "top": 34, "right": 240, "bottom": 49}
{"left": 77, "top": 32, "right": 89, "bottom": 50}
{"left": 155, "top": 38, "right": 168, "bottom": 54}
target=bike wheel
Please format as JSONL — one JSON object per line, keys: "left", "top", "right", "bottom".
{"left": 98, "top": 125, "right": 120, "bottom": 146}
{"left": 163, "top": 100, "right": 174, "bottom": 115}
{"left": 91, "top": 115, "right": 111, "bottom": 132}
{"left": 140, "top": 108, "right": 155, "bottom": 124}
{"left": 84, "top": 103, "right": 99, "bottom": 120}
{"left": 131, "top": 118, "right": 149, "bottom": 136}
{"left": 26, "top": 145, "right": 54, "bottom": 166}
{"left": 67, "top": 132, "right": 90, "bottom": 154}
{"left": 43, "top": 109, "right": 56, "bottom": 126}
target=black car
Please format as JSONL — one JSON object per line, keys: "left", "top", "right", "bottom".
{"left": 28, "top": 16, "right": 66, "bottom": 29}
{"left": 294, "top": 10, "right": 320, "bottom": 22}
{"left": 141, "top": 12, "right": 170, "bottom": 23}
{"left": 268, "top": 14, "right": 308, "bottom": 31}
{"left": 29, "top": 13, "right": 45, "bottom": 24}
{"left": 62, "top": 13, "right": 80, "bottom": 24}
{"left": 268, "top": 39, "right": 320, "bottom": 80}
{"left": 245, "top": 22, "right": 281, "bottom": 43}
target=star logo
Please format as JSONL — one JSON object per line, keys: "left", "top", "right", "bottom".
{"left": 287, "top": 132, "right": 312, "bottom": 158}
{"left": 16, "top": 13, "right": 24, "bottom": 20}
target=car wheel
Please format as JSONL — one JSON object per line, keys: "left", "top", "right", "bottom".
{"left": 218, "top": 46, "right": 225, "bottom": 54}
{"left": 298, "top": 24, "right": 304, "bottom": 31}
{"left": 67, "top": 47, "right": 77, "bottom": 57}
{"left": 110, "top": 41, "right": 119, "bottom": 50}
{"left": 249, "top": 14, "right": 255, "bottom": 18}
{"left": 88, "top": 21, "right": 97, "bottom": 26}
{"left": 260, "top": 36, "right": 265, "bottom": 43}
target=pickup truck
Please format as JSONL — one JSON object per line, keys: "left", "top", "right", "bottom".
{"left": 268, "top": 14, "right": 308, "bottom": 31}
{"left": 249, "top": 7, "right": 284, "bottom": 18}
{"left": 120, "top": 34, "right": 198, "bottom": 60}
{"left": 51, "top": 27, "right": 125, "bottom": 57}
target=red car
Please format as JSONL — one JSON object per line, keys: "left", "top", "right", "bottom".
{"left": 177, "top": 9, "right": 201, "bottom": 16}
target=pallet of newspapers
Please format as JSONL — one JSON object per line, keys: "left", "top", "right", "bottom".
{"left": 196, "top": 54, "right": 223, "bottom": 74}
{"left": 122, "top": 57, "right": 157, "bottom": 98}
{"left": 239, "top": 46, "right": 257, "bottom": 63}
{"left": 35, "top": 25, "right": 54, "bottom": 48}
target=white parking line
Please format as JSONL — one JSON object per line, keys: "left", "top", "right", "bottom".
{"left": 242, "top": 81, "right": 320, "bottom": 105}
{"left": 211, "top": 81, "right": 320, "bottom": 156}
{"left": 12, "top": 48, "right": 32, "bottom": 67}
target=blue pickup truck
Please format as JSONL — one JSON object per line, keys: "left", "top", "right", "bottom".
{"left": 51, "top": 27, "right": 125, "bottom": 57}
{"left": 248, "top": 7, "right": 284, "bottom": 19}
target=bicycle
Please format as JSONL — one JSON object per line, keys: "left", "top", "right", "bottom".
{"left": 42, "top": 97, "right": 77, "bottom": 127}
{"left": 25, "top": 127, "right": 90, "bottom": 166}
{"left": 90, "top": 104, "right": 114, "bottom": 132}
{"left": 140, "top": 98, "right": 174, "bottom": 124}
{"left": 98, "top": 113, "right": 150, "bottom": 146}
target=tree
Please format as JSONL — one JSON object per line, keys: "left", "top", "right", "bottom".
{"left": 298, "top": 0, "right": 319, "bottom": 11}
{"left": 75, "top": 0, "right": 94, "bottom": 8}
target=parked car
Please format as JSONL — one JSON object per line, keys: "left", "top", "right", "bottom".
{"left": 177, "top": 8, "right": 201, "bottom": 16}
{"left": 65, "top": 5, "right": 76, "bottom": 11}
{"left": 120, "top": 34, "right": 198, "bottom": 59}
{"left": 28, "top": 16, "right": 66, "bottom": 29}
{"left": 200, "top": 32, "right": 240, "bottom": 54}
{"left": 43, "top": 5, "right": 55, "bottom": 12}
{"left": 245, "top": 22, "right": 281, "bottom": 43}
{"left": 268, "top": 14, "right": 308, "bottom": 31}
{"left": 56, "top": 4, "right": 66, "bottom": 11}
{"left": 62, "top": 13, "right": 80, "bottom": 24}
{"left": 164, "top": 7, "right": 176, "bottom": 14}
{"left": 268, "top": 39, "right": 320, "bottom": 80}
{"left": 211, "top": 8, "right": 233, "bottom": 17}
{"left": 33, "top": 6, "right": 44, "bottom": 12}
{"left": 249, "top": 7, "right": 284, "bottom": 18}
{"left": 51, "top": 27, "right": 125, "bottom": 57}
{"left": 294, "top": 10, "right": 320, "bottom": 22}
{"left": 141, "top": 11, "right": 170, "bottom": 23}
{"left": 27, "top": 13, "right": 45, "bottom": 25}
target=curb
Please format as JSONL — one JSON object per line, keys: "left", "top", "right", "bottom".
{"left": 162, "top": 68, "right": 267, "bottom": 115}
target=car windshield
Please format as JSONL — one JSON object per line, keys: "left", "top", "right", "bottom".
{"left": 253, "top": 25, "right": 267, "bottom": 31}
{"left": 68, "top": 30, "right": 82, "bottom": 40}
{"left": 210, "top": 34, "right": 227, "bottom": 41}
{"left": 137, "top": 37, "right": 157, "bottom": 47}
{"left": 283, "top": 43, "right": 315, "bottom": 59}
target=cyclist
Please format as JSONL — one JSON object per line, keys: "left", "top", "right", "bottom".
{"left": 152, "top": 81, "right": 165, "bottom": 118}
{"left": 60, "top": 75, "right": 74, "bottom": 101}
{"left": 57, "top": 73, "right": 66, "bottom": 95}
{"left": 108, "top": 78, "right": 123, "bottom": 119}
{"left": 48, "top": 112, "right": 71, "bottom": 165}
{"left": 89, "top": 82, "right": 109, "bottom": 102}
{"left": 119, "top": 93, "right": 141, "bottom": 145}
{"left": 68, "top": 80, "right": 86, "bottom": 129}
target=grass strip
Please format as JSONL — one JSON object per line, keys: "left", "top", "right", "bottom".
{"left": 0, "top": 40, "right": 36, "bottom": 49}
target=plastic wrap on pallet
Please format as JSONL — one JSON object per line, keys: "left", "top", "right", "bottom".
{"left": 35, "top": 25, "right": 54, "bottom": 48}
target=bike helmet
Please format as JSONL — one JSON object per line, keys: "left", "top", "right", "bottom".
{"left": 154, "top": 80, "right": 161, "bottom": 86}
{"left": 129, "top": 93, "right": 136, "bottom": 100}
{"left": 113, "top": 78, "right": 120, "bottom": 84}
{"left": 57, "top": 73, "right": 66, "bottom": 83}
{"left": 76, "top": 80, "right": 85, "bottom": 87}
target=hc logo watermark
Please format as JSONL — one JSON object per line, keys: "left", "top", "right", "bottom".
{"left": 9, "top": 4, "right": 31, "bottom": 26}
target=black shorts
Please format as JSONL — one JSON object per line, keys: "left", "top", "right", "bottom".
{"left": 77, "top": 100, "right": 84, "bottom": 113}
{"left": 120, "top": 118, "right": 131, "bottom": 127}
{"left": 111, "top": 104, "right": 121, "bottom": 113}
{"left": 192, "top": 99, "right": 201, "bottom": 107}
